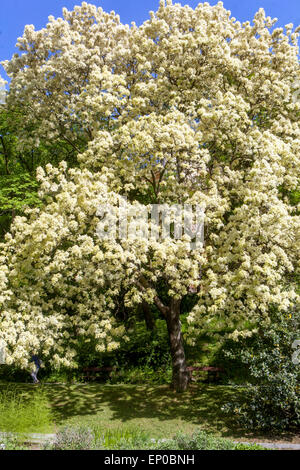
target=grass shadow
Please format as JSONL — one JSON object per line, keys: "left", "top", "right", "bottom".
{"left": 1, "top": 382, "right": 298, "bottom": 441}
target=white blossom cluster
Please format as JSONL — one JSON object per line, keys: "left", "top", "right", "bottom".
{"left": 0, "top": 1, "right": 299, "bottom": 365}
{"left": 0, "top": 164, "right": 205, "bottom": 367}
{"left": 0, "top": 74, "right": 7, "bottom": 105}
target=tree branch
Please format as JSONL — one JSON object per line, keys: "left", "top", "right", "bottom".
{"left": 136, "top": 276, "right": 169, "bottom": 318}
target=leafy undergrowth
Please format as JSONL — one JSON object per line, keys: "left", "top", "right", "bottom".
{"left": 47, "top": 426, "right": 269, "bottom": 450}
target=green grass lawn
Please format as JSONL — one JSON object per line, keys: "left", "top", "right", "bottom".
{"left": 0, "top": 382, "right": 247, "bottom": 438}
{"left": 1, "top": 382, "right": 298, "bottom": 445}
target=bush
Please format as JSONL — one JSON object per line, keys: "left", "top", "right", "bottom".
{"left": 0, "top": 434, "right": 28, "bottom": 451}
{"left": 50, "top": 426, "right": 150, "bottom": 450}
{"left": 155, "top": 431, "right": 268, "bottom": 450}
{"left": 49, "top": 426, "right": 266, "bottom": 450}
{"left": 222, "top": 309, "right": 300, "bottom": 431}
{"left": 112, "top": 320, "right": 171, "bottom": 369}
{"left": 173, "top": 430, "right": 238, "bottom": 450}
{"left": 52, "top": 426, "right": 94, "bottom": 450}
{"left": 0, "top": 365, "right": 31, "bottom": 383}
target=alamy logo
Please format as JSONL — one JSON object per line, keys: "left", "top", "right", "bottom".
{"left": 292, "top": 340, "right": 300, "bottom": 365}
{"left": 96, "top": 197, "right": 205, "bottom": 249}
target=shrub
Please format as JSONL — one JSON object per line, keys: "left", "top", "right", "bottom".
{"left": 0, "top": 365, "right": 31, "bottom": 383}
{"left": 52, "top": 426, "right": 94, "bottom": 450}
{"left": 112, "top": 320, "right": 171, "bottom": 369}
{"left": 0, "top": 434, "right": 28, "bottom": 451}
{"left": 47, "top": 426, "right": 266, "bottom": 450}
{"left": 173, "top": 430, "right": 237, "bottom": 450}
{"left": 148, "top": 430, "right": 267, "bottom": 450}
{"left": 222, "top": 309, "right": 300, "bottom": 431}
{"left": 51, "top": 426, "right": 150, "bottom": 450}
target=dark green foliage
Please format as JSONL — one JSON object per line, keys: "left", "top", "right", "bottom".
{"left": 74, "top": 319, "right": 171, "bottom": 371}
{"left": 0, "top": 105, "right": 81, "bottom": 239}
{"left": 222, "top": 309, "right": 300, "bottom": 431}
{"left": 0, "top": 365, "right": 31, "bottom": 383}
{"left": 213, "top": 335, "right": 257, "bottom": 385}
{"left": 108, "top": 365, "right": 172, "bottom": 385}
{"left": 73, "top": 320, "right": 172, "bottom": 384}
{"left": 115, "top": 320, "right": 171, "bottom": 369}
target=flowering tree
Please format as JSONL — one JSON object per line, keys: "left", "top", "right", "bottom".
{"left": 0, "top": 1, "right": 299, "bottom": 391}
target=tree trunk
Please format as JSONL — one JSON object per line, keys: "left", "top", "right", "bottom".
{"left": 166, "top": 299, "right": 190, "bottom": 392}
{"left": 142, "top": 300, "right": 156, "bottom": 331}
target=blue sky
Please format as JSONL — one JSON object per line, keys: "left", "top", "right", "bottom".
{"left": 1, "top": 0, "right": 300, "bottom": 83}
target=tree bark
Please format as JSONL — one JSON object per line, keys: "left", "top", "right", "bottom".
{"left": 142, "top": 300, "right": 156, "bottom": 331}
{"left": 136, "top": 277, "right": 189, "bottom": 391}
{"left": 0, "top": 135, "right": 10, "bottom": 175}
{"left": 166, "top": 299, "right": 190, "bottom": 392}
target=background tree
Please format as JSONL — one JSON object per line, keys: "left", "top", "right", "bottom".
{"left": 0, "top": 102, "right": 84, "bottom": 238}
